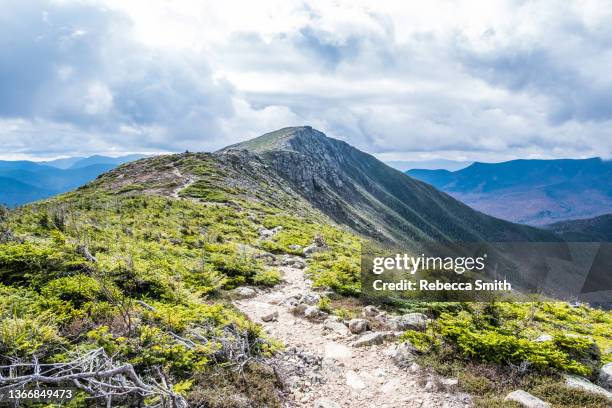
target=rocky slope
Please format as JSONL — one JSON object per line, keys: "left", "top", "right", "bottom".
{"left": 220, "top": 127, "right": 557, "bottom": 243}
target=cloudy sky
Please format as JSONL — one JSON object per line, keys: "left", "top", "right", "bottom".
{"left": 2, "top": 0, "right": 612, "bottom": 162}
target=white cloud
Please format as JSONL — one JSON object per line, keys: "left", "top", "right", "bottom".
{"left": 1, "top": 0, "right": 612, "bottom": 161}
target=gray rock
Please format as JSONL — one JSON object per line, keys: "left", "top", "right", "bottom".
{"left": 504, "top": 390, "right": 550, "bottom": 408}
{"left": 440, "top": 377, "right": 459, "bottom": 390}
{"left": 599, "top": 362, "right": 612, "bottom": 390}
{"left": 303, "top": 244, "right": 328, "bottom": 256}
{"left": 391, "top": 312, "right": 428, "bottom": 331}
{"left": 300, "top": 293, "right": 320, "bottom": 305}
{"left": 288, "top": 244, "right": 302, "bottom": 251}
{"left": 304, "top": 306, "right": 320, "bottom": 319}
{"left": 362, "top": 305, "right": 380, "bottom": 318}
{"left": 234, "top": 287, "right": 256, "bottom": 298}
{"left": 409, "top": 362, "right": 421, "bottom": 373}
{"left": 281, "top": 256, "right": 306, "bottom": 269}
{"left": 390, "top": 342, "right": 418, "bottom": 367}
{"left": 290, "top": 303, "right": 309, "bottom": 315}
{"left": 564, "top": 374, "right": 612, "bottom": 399}
{"left": 261, "top": 310, "right": 278, "bottom": 322}
{"left": 323, "top": 320, "right": 349, "bottom": 335}
{"left": 353, "top": 332, "right": 384, "bottom": 347}
{"left": 314, "top": 398, "right": 340, "bottom": 408}
{"left": 348, "top": 318, "right": 369, "bottom": 334}
{"left": 534, "top": 334, "right": 553, "bottom": 343}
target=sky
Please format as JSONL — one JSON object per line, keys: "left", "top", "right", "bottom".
{"left": 1, "top": 0, "right": 612, "bottom": 162}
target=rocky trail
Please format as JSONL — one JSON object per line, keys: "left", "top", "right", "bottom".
{"left": 233, "top": 259, "right": 472, "bottom": 408}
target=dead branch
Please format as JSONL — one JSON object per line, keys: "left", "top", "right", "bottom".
{"left": 0, "top": 348, "right": 187, "bottom": 408}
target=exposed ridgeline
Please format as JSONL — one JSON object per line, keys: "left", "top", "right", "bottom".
{"left": 219, "top": 126, "right": 556, "bottom": 243}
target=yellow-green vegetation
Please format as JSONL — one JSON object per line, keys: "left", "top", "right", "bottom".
{"left": 398, "top": 302, "right": 612, "bottom": 407}
{"left": 0, "top": 181, "right": 358, "bottom": 406}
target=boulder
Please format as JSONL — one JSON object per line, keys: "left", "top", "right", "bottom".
{"left": 234, "top": 287, "right": 256, "bottom": 298}
{"left": 288, "top": 244, "right": 302, "bottom": 251}
{"left": 304, "top": 306, "right": 321, "bottom": 319}
{"left": 599, "top": 362, "right": 612, "bottom": 390}
{"left": 362, "top": 305, "right": 380, "bottom": 318}
{"left": 353, "top": 332, "right": 384, "bottom": 347}
{"left": 348, "top": 318, "right": 369, "bottom": 334}
{"left": 564, "top": 374, "right": 612, "bottom": 399}
{"left": 261, "top": 310, "right": 278, "bottom": 322}
{"left": 504, "top": 390, "right": 550, "bottom": 408}
{"left": 391, "top": 312, "right": 428, "bottom": 331}
{"left": 314, "top": 398, "right": 340, "bottom": 408}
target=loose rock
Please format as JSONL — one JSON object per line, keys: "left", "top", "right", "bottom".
{"left": 362, "top": 305, "right": 380, "bottom": 318}
{"left": 261, "top": 310, "right": 278, "bottom": 322}
{"left": 504, "top": 390, "right": 550, "bottom": 408}
{"left": 304, "top": 306, "right": 321, "bottom": 319}
{"left": 353, "top": 332, "right": 384, "bottom": 347}
{"left": 348, "top": 318, "right": 369, "bottom": 334}
{"left": 234, "top": 287, "right": 256, "bottom": 298}
{"left": 391, "top": 312, "right": 428, "bottom": 331}
{"left": 599, "top": 362, "right": 612, "bottom": 390}
{"left": 564, "top": 374, "right": 612, "bottom": 399}
{"left": 389, "top": 342, "right": 418, "bottom": 367}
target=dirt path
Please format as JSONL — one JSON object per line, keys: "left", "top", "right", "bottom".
{"left": 234, "top": 264, "right": 472, "bottom": 408}
{"left": 170, "top": 167, "right": 196, "bottom": 198}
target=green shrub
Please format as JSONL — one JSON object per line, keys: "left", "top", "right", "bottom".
{"left": 252, "top": 268, "right": 282, "bottom": 286}
{"left": 0, "top": 314, "right": 64, "bottom": 358}
{"left": 41, "top": 275, "right": 105, "bottom": 307}
{"left": 436, "top": 309, "right": 594, "bottom": 375}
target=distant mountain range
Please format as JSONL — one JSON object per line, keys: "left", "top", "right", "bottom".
{"left": 0, "top": 154, "right": 147, "bottom": 207}
{"left": 385, "top": 159, "right": 472, "bottom": 172}
{"left": 407, "top": 158, "right": 612, "bottom": 225}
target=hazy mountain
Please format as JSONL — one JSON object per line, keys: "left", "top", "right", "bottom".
{"left": 0, "top": 155, "right": 146, "bottom": 206}
{"left": 407, "top": 158, "right": 612, "bottom": 225}
{"left": 0, "top": 176, "right": 54, "bottom": 206}
{"left": 42, "top": 154, "right": 147, "bottom": 169}
{"left": 386, "top": 159, "right": 472, "bottom": 172}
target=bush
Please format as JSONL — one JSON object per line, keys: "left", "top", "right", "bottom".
{"left": 42, "top": 275, "right": 105, "bottom": 307}
{"left": 252, "top": 268, "right": 281, "bottom": 286}
{"left": 0, "top": 314, "right": 63, "bottom": 358}
{"left": 436, "top": 308, "right": 595, "bottom": 375}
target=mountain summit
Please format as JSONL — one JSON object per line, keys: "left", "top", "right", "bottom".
{"left": 220, "top": 127, "right": 553, "bottom": 242}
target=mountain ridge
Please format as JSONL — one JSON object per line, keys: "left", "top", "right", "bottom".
{"left": 407, "top": 157, "right": 612, "bottom": 225}
{"left": 96, "top": 126, "right": 558, "bottom": 244}
{"left": 0, "top": 155, "right": 147, "bottom": 207}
